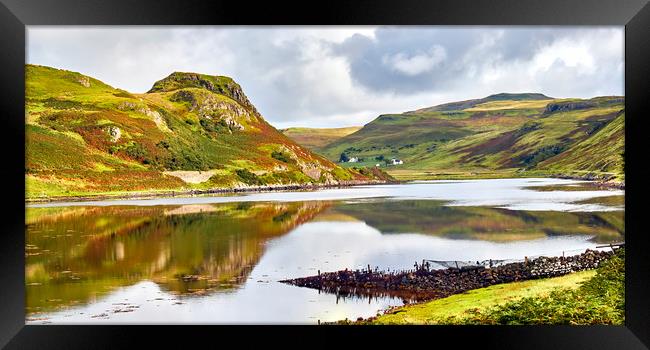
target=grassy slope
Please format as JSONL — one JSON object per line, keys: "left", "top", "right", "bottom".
{"left": 280, "top": 126, "right": 361, "bottom": 151}
{"left": 538, "top": 112, "right": 624, "bottom": 181}
{"left": 366, "top": 270, "right": 595, "bottom": 324}
{"left": 360, "top": 248, "right": 624, "bottom": 325}
{"left": 26, "top": 65, "right": 379, "bottom": 199}
{"left": 319, "top": 94, "right": 624, "bottom": 181}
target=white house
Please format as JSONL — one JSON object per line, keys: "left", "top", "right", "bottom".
{"left": 348, "top": 157, "right": 359, "bottom": 163}
{"left": 390, "top": 158, "right": 403, "bottom": 165}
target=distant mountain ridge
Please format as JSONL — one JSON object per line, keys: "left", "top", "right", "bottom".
{"left": 280, "top": 126, "right": 362, "bottom": 151}
{"left": 408, "top": 93, "right": 552, "bottom": 113}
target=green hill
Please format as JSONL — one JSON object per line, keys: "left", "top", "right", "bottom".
{"left": 411, "top": 93, "right": 552, "bottom": 113}
{"left": 320, "top": 94, "right": 624, "bottom": 182}
{"left": 25, "top": 65, "right": 384, "bottom": 200}
{"left": 280, "top": 126, "right": 361, "bottom": 151}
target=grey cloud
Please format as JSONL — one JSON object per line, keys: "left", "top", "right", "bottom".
{"left": 332, "top": 27, "right": 622, "bottom": 95}
{"left": 27, "top": 26, "right": 623, "bottom": 128}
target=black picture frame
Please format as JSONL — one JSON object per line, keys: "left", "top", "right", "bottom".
{"left": 1, "top": 0, "right": 648, "bottom": 348}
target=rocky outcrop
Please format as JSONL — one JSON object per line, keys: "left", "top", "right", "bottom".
{"left": 148, "top": 72, "right": 260, "bottom": 116}
{"left": 170, "top": 89, "right": 251, "bottom": 131}
{"left": 543, "top": 101, "right": 597, "bottom": 114}
{"left": 117, "top": 101, "right": 170, "bottom": 132}
{"left": 116, "top": 101, "right": 138, "bottom": 111}
{"left": 106, "top": 126, "right": 121, "bottom": 142}
{"left": 77, "top": 76, "right": 91, "bottom": 87}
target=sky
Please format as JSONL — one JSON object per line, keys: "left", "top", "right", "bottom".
{"left": 27, "top": 26, "right": 624, "bottom": 129}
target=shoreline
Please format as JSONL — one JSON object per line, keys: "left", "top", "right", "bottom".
{"left": 552, "top": 174, "right": 624, "bottom": 189}
{"left": 387, "top": 169, "right": 625, "bottom": 189}
{"left": 281, "top": 249, "right": 616, "bottom": 305}
{"left": 25, "top": 174, "right": 625, "bottom": 204}
{"left": 25, "top": 179, "right": 395, "bottom": 204}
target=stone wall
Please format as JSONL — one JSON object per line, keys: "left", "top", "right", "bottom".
{"left": 280, "top": 249, "right": 615, "bottom": 302}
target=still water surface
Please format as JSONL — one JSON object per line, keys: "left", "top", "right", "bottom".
{"left": 26, "top": 178, "right": 624, "bottom": 324}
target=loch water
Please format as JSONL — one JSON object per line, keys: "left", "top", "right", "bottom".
{"left": 25, "top": 178, "right": 624, "bottom": 324}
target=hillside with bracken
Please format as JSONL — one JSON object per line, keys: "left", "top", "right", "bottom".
{"left": 25, "top": 65, "right": 390, "bottom": 200}
{"left": 316, "top": 93, "right": 624, "bottom": 183}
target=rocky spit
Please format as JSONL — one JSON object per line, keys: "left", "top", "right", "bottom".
{"left": 280, "top": 249, "right": 615, "bottom": 303}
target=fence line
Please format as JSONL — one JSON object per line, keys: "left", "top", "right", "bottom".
{"left": 422, "top": 243, "right": 623, "bottom": 270}
{"left": 342, "top": 244, "right": 623, "bottom": 276}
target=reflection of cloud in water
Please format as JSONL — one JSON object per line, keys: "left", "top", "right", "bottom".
{"left": 25, "top": 178, "right": 625, "bottom": 324}
{"left": 26, "top": 201, "right": 332, "bottom": 314}
{"left": 30, "top": 220, "right": 608, "bottom": 324}
{"left": 264, "top": 221, "right": 602, "bottom": 274}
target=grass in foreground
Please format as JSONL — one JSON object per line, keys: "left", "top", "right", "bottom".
{"left": 363, "top": 270, "right": 596, "bottom": 324}
{"left": 352, "top": 248, "right": 624, "bottom": 325}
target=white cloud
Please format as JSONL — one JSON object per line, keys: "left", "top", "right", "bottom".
{"left": 531, "top": 39, "right": 596, "bottom": 75}
{"left": 382, "top": 45, "right": 446, "bottom": 76}
{"left": 27, "top": 26, "right": 623, "bottom": 128}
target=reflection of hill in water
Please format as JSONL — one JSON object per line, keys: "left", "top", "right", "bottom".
{"left": 25, "top": 198, "right": 623, "bottom": 314}
{"left": 326, "top": 200, "right": 624, "bottom": 243}
{"left": 26, "top": 201, "right": 330, "bottom": 313}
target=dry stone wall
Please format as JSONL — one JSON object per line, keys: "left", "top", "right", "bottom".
{"left": 281, "top": 249, "right": 615, "bottom": 302}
